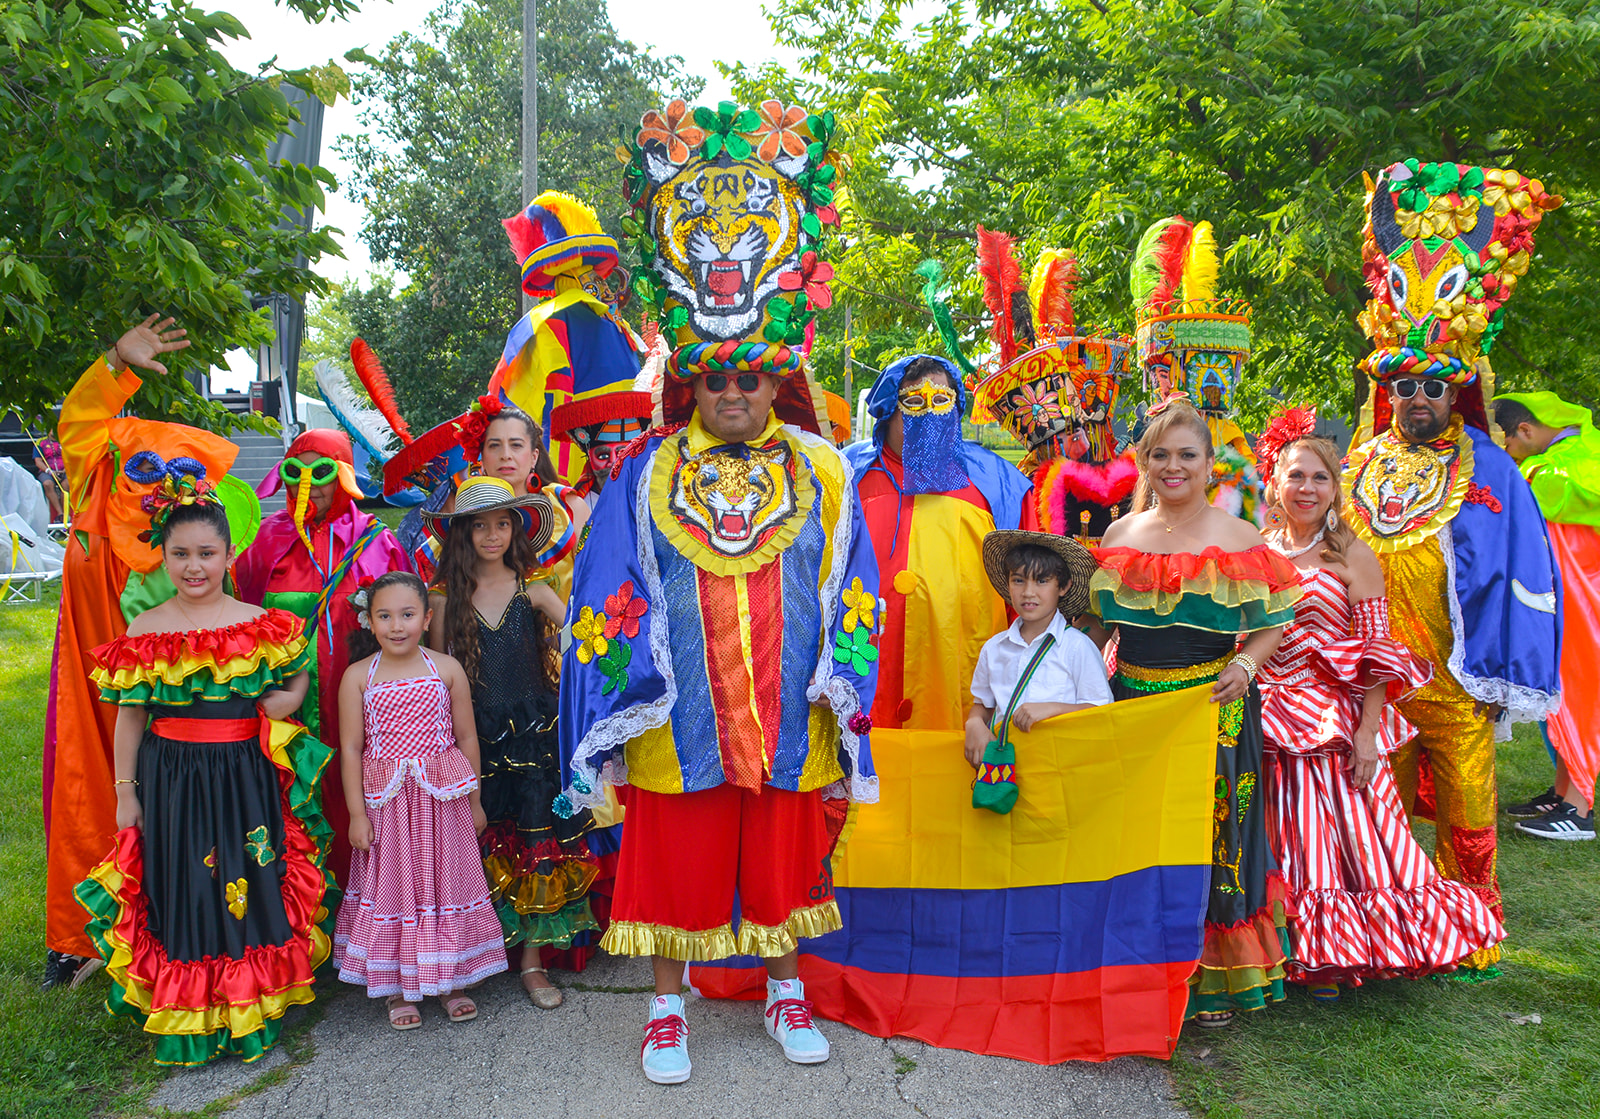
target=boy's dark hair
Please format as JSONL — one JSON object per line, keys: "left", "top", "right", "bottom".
{"left": 346, "top": 570, "right": 429, "bottom": 662}
{"left": 902, "top": 355, "right": 954, "bottom": 388}
{"left": 1004, "top": 542, "right": 1069, "bottom": 588}
{"left": 160, "top": 500, "right": 231, "bottom": 551}
{"left": 1494, "top": 398, "right": 1537, "bottom": 434}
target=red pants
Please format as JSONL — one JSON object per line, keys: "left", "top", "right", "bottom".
{"left": 601, "top": 783, "right": 840, "bottom": 961}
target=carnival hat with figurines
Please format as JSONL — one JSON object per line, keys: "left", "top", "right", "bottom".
{"left": 1354, "top": 159, "right": 1562, "bottom": 440}
{"left": 619, "top": 97, "right": 842, "bottom": 435}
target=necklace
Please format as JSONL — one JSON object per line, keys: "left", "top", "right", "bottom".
{"left": 1272, "top": 527, "right": 1325, "bottom": 559}
{"left": 174, "top": 595, "right": 227, "bottom": 632}
{"left": 1156, "top": 501, "right": 1208, "bottom": 534}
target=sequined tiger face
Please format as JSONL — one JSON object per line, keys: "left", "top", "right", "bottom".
{"left": 1350, "top": 439, "right": 1460, "bottom": 539}
{"left": 668, "top": 442, "right": 798, "bottom": 558}
{"left": 649, "top": 156, "right": 805, "bottom": 341}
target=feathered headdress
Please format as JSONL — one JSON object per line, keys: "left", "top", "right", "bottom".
{"left": 350, "top": 339, "right": 413, "bottom": 445}
{"left": 314, "top": 359, "right": 400, "bottom": 468}
{"left": 976, "top": 226, "right": 1029, "bottom": 369}
{"left": 913, "top": 259, "right": 976, "bottom": 376}
{"left": 1253, "top": 406, "right": 1318, "bottom": 481}
{"left": 503, "top": 191, "right": 619, "bottom": 299}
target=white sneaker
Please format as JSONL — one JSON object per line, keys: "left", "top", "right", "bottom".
{"left": 764, "top": 978, "right": 829, "bottom": 1064}
{"left": 641, "top": 994, "right": 691, "bottom": 1084}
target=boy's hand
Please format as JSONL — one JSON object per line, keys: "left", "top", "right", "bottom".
{"left": 963, "top": 720, "right": 990, "bottom": 769}
{"left": 349, "top": 813, "right": 374, "bottom": 852}
{"left": 1011, "top": 703, "right": 1046, "bottom": 732}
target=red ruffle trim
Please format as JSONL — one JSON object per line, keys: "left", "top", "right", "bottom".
{"left": 90, "top": 609, "right": 305, "bottom": 673}
{"left": 1091, "top": 545, "right": 1302, "bottom": 594}
{"left": 1198, "top": 874, "right": 1291, "bottom": 973}
{"left": 480, "top": 822, "right": 596, "bottom": 874}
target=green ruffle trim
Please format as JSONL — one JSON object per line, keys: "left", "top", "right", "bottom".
{"left": 1185, "top": 925, "right": 1293, "bottom": 1017}
{"left": 495, "top": 895, "right": 599, "bottom": 949}
{"left": 1095, "top": 589, "right": 1295, "bottom": 635}
{"left": 281, "top": 722, "right": 342, "bottom": 928}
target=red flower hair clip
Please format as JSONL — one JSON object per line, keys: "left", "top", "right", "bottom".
{"left": 456, "top": 395, "right": 507, "bottom": 463}
{"left": 1253, "top": 406, "right": 1318, "bottom": 480}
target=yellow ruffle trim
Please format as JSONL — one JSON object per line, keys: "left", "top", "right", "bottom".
{"left": 1189, "top": 958, "right": 1288, "bottom": 999}
{"left": 1090, "top": 569, "right": 1302, "bottom": 619}
{"left": 1462, "top": 943, "right": 1502, "bottom": 970}
{"left": 601, "top": 919, "right": 739, "bottom": 961}
{"left": 735, "top": 900, "right": 843, "bottom": 958}
{"left": 483, "top": 856, "right": 599, "bottom": 915}
{"left": 648, "top": 427, "right": 820, "bottom": 577}
{"left": 91, "top": 637, "right": 306, "bottom": 694}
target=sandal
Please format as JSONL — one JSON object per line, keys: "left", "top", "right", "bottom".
{"left": 1310, "top": 984, "right": 1340, "bottom": 1002}
{"left": 442, "top": 993, "right": 478, "bottom": 1022}
{"left": 387, "top": 994, "right": 422, "bottom": 1030}
{"left": 521, "top": 966, "right": 564, "bottom": 1010}
{"left": 1194, "top": 1010, "right": 1234, "bottom": 1028}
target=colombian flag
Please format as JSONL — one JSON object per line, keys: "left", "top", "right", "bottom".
{"left": 690, "top": 687, "right": 1218, "bottom": 1063}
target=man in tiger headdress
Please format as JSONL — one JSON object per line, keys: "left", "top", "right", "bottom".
{"left": 1343, "top": 160, "right": 1563, "bottom": 961}
{"left": 559, "top": 97, "right": 878, "bottom": 1085}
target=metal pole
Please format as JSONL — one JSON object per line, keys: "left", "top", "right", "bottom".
{"left": 521, "top": 0, "right": 538, "bottom": 312}
{"left": 842, "top": 304, "right": 854, "bottom": 439}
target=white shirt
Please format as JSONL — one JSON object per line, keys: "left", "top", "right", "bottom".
{"left": 970, "top": 611, "right": 1114, "bottom": 718}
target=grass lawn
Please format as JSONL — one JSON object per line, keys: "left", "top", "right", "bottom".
{"left": 1, "top": 592, "right": 1594, "bottom": 1117}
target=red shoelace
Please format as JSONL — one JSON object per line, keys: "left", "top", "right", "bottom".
{"left": 642, "top": 1013, "right": 689, "bottom": 1054}
{"left": 765, "top": 997, "right": 816, "bottom": 1032}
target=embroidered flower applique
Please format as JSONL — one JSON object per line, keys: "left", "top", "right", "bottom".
{"left": 603, "top": 581, "right": 649, "bottom": 639}
{"left": 572, "top": 606, "right": 610, "bottom": 664}
{"left": 841, "top": 577, "right": 877, "bottom": 633}
{"left": 833, "top": 626, "right": 879, "bottom": 676}
{"left": 226, "top": 878, "right": 249, "bottom": 920}
{"left": 245, "top": 826, "right": 275, "bottom": 867}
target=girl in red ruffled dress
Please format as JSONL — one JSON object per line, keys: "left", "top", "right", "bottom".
{"left": 333, "top": 572, "right": 506, "bottom": 1028}
{"left": 1254, "top": 411, "right": 1504, "bottom": 999}
{"left": 76, "top": 488, "right": 333, "bottom": 1066}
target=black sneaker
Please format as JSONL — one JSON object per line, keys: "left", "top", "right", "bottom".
{"left": 1505, "top": 786, "right": 1561, "bottom": 818}
{"left": 1515, "top": 802, "right": 1596, "bottom": 842}
{"left": 41, "top": 951, "right": 95, "bottom": 990}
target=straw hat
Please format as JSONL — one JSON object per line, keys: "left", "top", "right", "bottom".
{"left": 421, "top": 476, "right": 557, "bottom": 556}
{"left": 981, "top": 530, "right": 1099, "bottom": 619}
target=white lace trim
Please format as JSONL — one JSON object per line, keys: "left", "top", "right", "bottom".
{"left": 1439, "top": 522, "right": 1561, "bottom": 741}
{"left": 363, "top": 759, "right": 477, "bottom": 809}
{"left": 789, "top": 428, "right": 876, "bottom": 801}
{"left": 565, "top": 449, "right": 673, "bottom": 809}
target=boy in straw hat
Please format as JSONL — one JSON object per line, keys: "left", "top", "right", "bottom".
{"left": 965, "top": 531, "right": 1112, "bottom": 767}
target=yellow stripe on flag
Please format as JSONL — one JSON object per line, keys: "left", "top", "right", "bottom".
{"left": 835, "top": 688, "right": 1218, "bottom": 890}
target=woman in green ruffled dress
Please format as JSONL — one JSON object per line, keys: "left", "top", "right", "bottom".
{"left": 1091, "top": 400, "right": 1300, "bottom": 1027}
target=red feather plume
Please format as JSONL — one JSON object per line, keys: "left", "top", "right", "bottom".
{"left": 1150, "top": 217, "right": 1193, "bottom": 311}
{"left": 1035, "top": 254, "right": 1078, "bottom": 333}
{"left": 350, "top": 338, "right": 414, "bottom": 445}
{"left": 502, "top": 213, "right": 539, "bottom": 266}
{"left": 976, "top": 225, "right": 1024, "bottom": 368}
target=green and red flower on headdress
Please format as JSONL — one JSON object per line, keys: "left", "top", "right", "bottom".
{"left": 124, "top": 451, "right": 220, "bottom": 546}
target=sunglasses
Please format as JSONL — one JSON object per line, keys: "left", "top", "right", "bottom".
{"left": 1390, "top": 378, "right": 1448, "bottom": 400}
{"left": 702, "top": 372, "right": 762, "bottom": 393}
{"left": 278, "top": 456, "right": 341, "bottom": 486}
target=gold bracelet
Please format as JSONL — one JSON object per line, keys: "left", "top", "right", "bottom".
{"left": 1229, "top": 652, "right": 1259, "bottom": 681}
{"left": 114, "top": 778, "right": 137, "bottom": 786}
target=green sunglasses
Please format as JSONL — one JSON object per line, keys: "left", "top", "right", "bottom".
{"left": 278, "top": 456, "right": 341, "bottom": 487}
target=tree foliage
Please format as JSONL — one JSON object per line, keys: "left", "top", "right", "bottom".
{"left": 328, "top": 0, "right": 700, "bottom": 431}
{"left": 729, "top": 0, "right": 1600, "bottom": 423}
{"left": 0, "top": 0, "right": 358, "bottom": 431}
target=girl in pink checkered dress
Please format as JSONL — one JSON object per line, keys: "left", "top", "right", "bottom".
{"left": 333, "top": 572, "right": 507, "bottom": 1029}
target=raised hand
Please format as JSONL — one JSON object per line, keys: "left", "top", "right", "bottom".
{"left": 108, "top": 314, "right": 190, "bottom": 374}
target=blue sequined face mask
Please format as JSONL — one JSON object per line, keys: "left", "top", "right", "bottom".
{"left": 900, "top": 388, "right": 969, "bottom": 495}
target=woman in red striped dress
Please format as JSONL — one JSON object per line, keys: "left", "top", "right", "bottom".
{"left": 1254, "top": 410, "right": 1503, "bottom": 999}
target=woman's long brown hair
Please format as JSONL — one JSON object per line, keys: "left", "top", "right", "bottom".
{"left": 430, "top": 511, "right": 558, "bottom": 692}
{"left": 1265, "top": 435, "right": 1356, "bottom": 567}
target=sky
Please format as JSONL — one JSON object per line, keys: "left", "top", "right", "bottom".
{"left": 212, "top": 0, "right": 801, "bottom": 389}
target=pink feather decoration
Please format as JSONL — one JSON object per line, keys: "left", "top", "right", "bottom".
{"left": 351, "top": 338, "right": 414, "bottom": 445}
{"left": 1149, "top": 218, "right": 1194, "bottom": 310}
{"left": 976, "top": 225, "right": 1024, "bottom": 368}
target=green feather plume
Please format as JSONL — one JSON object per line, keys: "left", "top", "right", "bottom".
{"left": 1129, "top": 216, "right": 1179, "bottom": 311}
{"left": 915, "top": 259, "right": 976, "bottom": 374}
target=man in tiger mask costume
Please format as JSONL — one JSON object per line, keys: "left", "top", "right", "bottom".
{"left": 560, "top": 97, "right": 878, "bottom": 1085}
{"left": 1343, "top": 160, "right": 1563, "bottom": 962}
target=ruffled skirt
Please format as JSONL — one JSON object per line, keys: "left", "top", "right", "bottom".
{"left": 73, "top": 718, "right": 334, "bottom": 1066}
{"left": 1263, "top": 680, "right": 1504, "bottom": 983}
{"left": 333, "top": 757, "right": 507, "bottom": 999}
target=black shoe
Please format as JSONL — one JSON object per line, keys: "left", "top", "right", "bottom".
{"left": 41, "top": 951, "right": 95, "bottom": 990}
{"left": 1505, "top": 786, "right": 1561, "bottom": 817}
{"left": 1515, "top": 802, "right": 1596, "bottom": 842}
